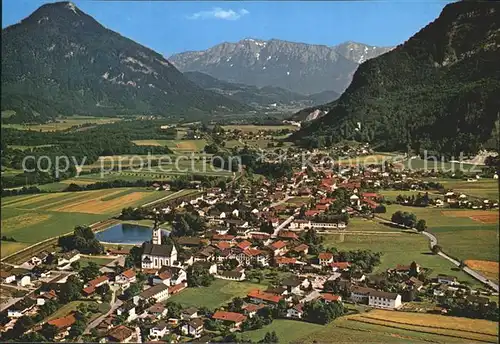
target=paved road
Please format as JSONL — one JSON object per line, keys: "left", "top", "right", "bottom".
{"left": 374, "top": 215, "right": 499, "bottom": 292}
{"left": 271, "top": 215, "right": 295, "bottom": 238}
{"left": 84, "top": 299, "right": 123, "bottom": 334}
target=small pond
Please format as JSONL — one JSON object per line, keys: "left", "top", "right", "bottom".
{"left": 95, "top": 223, "right": 169, "bottom": 245}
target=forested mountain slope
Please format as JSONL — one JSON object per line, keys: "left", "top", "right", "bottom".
{"left": 291, "top": 1, "right": 500, "bottom": 156}
{"left": 1, "top": 2, "right": 250, "bottom": 123}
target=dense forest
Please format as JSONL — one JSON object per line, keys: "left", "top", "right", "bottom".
{"left": 291, "top": 2, "right": 500, "bottom": 156}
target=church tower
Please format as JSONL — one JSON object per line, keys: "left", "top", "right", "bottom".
{"left": 152, "top": 226, "right": 162, "bottom": 245}
{"left": 152, "top": 209, "right": 161, "bottom": 245}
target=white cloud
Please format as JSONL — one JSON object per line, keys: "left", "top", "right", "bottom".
{"left": 187, "top": 7, "right": 249, "bottom": 21}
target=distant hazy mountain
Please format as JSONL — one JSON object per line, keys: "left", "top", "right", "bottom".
{"left": 291, "top": 1, "right": 500, "bottom": 156}
{"left": 169, "top": 39, "right": 393, "bottom": 95}
{"left": 184, "top": 71, "right": 340, "bottom": 107}
{"left": 1, "top": 1, "right": 250, "bottom": 123}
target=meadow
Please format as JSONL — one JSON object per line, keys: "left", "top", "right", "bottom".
{"left": 222, "top": 124, "right": 298, "bottom": 133}
{"left": 0, "top": 188, "right": 170, "bottom": 258}
{"left": 2, "top": 115, "right": 121, "bottom": 132}
{"left": 323, "top": 221, "right": 480, "bottom": 286}
{"left": 435, "top": 178, "right": 499, "bottom": 200}
{"left": 168, "top": 279, "right": 264, "bottom": 309}
{"left": 241, "top": 320, "right": 324, "bottom": 343}
{"left": 384, "top": 204, "right": 499, "bottom": 263}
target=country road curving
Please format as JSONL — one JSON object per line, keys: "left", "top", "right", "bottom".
{"left": 374, "top": 215, "right": 499, "bottom": 292}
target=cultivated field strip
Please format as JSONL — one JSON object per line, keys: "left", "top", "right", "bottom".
{"left": 349, "top": 317, "right": 497, "bottom": 343}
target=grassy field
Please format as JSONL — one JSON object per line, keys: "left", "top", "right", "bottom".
{"left": 131, "top": 139, "right": 173, "bottom": 147}
{"left": 2, "top": 116, "right": 121, "bottom": 132}
{"left": 323, "top": 222, "right": 480, "bottom": 286}
{"left": 436, "top": 178, "right": 499, "bottom": 200}
{"left": 241, "top": 320, "right": 323, "bottom": 343}
{"left": 222, "top": 125, "right": 298, "bottom": 133}
{"left": 168, "top": 279, "right": 264, "bottom": 309}
{"left": 379, "top": 190, "right": 440, "bottom": 201}
{"left": 342, "top": 310, "right": 498, "bottom": 343}
{"left": 79, "top": 256, "right": 116, "bottom": 268}
{"left": 384, "top": 204, "right": 499, "bottom": 263}
{"left": 165, "top": 139, "right": 207, "bottom": 153}
{"left": 399, "top": 158, "right": 481, "bottom": 172}
{"left": 337, "top": 153, "right": 397, "bottom": 166}
{"left": 0, "top": 188, "right": 170, "bottom": 258}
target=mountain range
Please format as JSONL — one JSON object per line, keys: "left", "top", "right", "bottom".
{"left": 1, "top": 2, "right": 251, "bottom": 123}
{"left": 169, "top": 39, "right": 393, "bottom": 95}
{"left": 184, "top": 71, "right": 340, "bottom": 108}
{"left": 290, "top": 1, "right": 500, "bottom": 156}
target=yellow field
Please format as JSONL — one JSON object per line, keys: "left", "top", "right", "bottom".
{"left": 442, "top": 210, "right": 499, "bottom": 224}
{"left": 1, "top": 213, "right": 52, "bottom": 232}
{"left": 2, "top": 116, "right": 121, "bottom": 132}
{"left": 348, "top": 310, "right": 498, "bottom": 343}
{"left": 465, "top": 260, "right": 499, "bottom": 282}
{"left": 55, "top": 191, "right": 153, "bottom": 214}
{"left": 1, "top": 188, "right": 170, "bottom": 253}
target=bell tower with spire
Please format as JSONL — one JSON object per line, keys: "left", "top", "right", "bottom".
{"left": 152, "top": 210, "right": 161, "bottom": 245}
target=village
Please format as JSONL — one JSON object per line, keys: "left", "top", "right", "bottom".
{"left": 0, "top": 147, "right": 498, "bottom": 343}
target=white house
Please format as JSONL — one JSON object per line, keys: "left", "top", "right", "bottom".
{"left": 368, "top": 290, "right": 402, "bottom": 310}
{"left": 149, "top": 321, "right": 169, "bottom": 339}
{"left": 181, "top": 318, "right": 204, "bottom": 338}
{"left": 437, "top": 274, "right": 457, "bottom": 285}
{"left": 286, "top": 303, "right": 304, "bottom": 319}
{"left": 139, "top": 284, "right": 170, "bottom": 302}
{"left": 116, "top": 302, "right": 137, "bottom": 322}
{"left": 0, "top": 271, "right": 16, "bottom": 284}
{"left": 17, "top": 275, "right": 31, "bottom": 287}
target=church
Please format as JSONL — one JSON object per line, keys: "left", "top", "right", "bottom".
{"left": 141, "top": 226, "right": 178, "bottom": 270}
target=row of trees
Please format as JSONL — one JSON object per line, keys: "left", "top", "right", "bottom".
{"left": 58, "top": 226, "right": 104, "bottom": 254}
{"left": 391, "top": 211, "right": 427, "bottom": 231}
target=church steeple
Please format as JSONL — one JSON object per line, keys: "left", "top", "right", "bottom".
{"left": 152, "top": 210, "right": 161, "bottom": 245}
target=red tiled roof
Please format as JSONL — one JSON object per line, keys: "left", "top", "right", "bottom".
{"left": 321, "top": 293, "right": 341, "bottom": 302}
{"left": 305, "top": 210, "right": 321, "bottom": 217}
{"left": 250, "top": 232, "right": 270, "bottom": 240}
{"left": 83, "top": 286, "right": 95, "bottom": 295}
{"left": 278, "top": 231, "right": 299, "bottom": 240}
{"left": 89, "top": 275, "right": 109, "bottom": 287}
{"left": 216, "top": 241, "right": 232, "bottom": 250}
{"left": 247, "top": 289, "right": 282, "bottom": 303}
{"left": 330, "top": 262, "right": 351, "bottom": 270}
{"left": 213, "top": 234, "right": 235, "bottom": 241}
{"left": 361, "top": 193, "right": 379, "bottom": 198}
{"left": 318, "top": 252, "right": 333, "bottom": 260}
{"left": 48, "top": 313, "right": 76, "bottom": 329}
{"left": 237, "top": 240, "right": 252, "bottom": 250}
{"left": 270, "top": 241, "right": 287, "bottom": 250}
{"left": 243, "top": 248, "right": 265, "bottom": 257}
{"left": 318, "top": 198, "right": 335, "bottom": 205}
{"left": 315, "top": 204, "right": 328, "bottom": 211}
{"left": 122, "top": 269, "right": 136, "bottom": 279}
{"left": 243, "top": 303, "right": 266, "bottom": 312}
{"left": 108, "top": 325, "right": 134, "bottom": 342}
{"left": 275, "top": 257, "right": 296, "bottom": 265}
{"left": 168, "top": 282, "right": 187, "bottom": 295}
{"left": 158, "top": 271, "right": 172, "bottom": 280}
{"left": 212, "top": 311, "right": 247, "bottom": 323}
{"left": 293, "top": 244, "right": 309, "bottom": 252}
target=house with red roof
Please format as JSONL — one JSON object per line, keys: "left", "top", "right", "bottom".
{"left": 83, "top": 275, "right": 109, "bottom": 295}
{"left": 330, "top": 262, "right": 351, "bottom": 272}
{"left": 116, "top": 269, "right": 137, "bottom": 286}
{"left": 247, "top": 290, "right": 283, "bottom": 306}
{"left": 321, "top": 293, "right": 342, "bottom": 303}
{"left": 212, "top": 311, "right": 247, "bottom": 329}
{"left": 286, "top": 303, "right": 304, "bottom": 319}
{"left": 305, "top": 210, "right": 322, "bottom": 217}
{"left": 318, "top": 252, "right": 334, "bottom": 266}
{"left": 236, "top": 249, "right": 269, "bottom": 267}
{"left": 268, "top": 240, "right": 288, "bottom": 256}
{"left": 274, "top": 256, "right": 297, "bottom": 268}
{"left": 48, "top": 313, "right": 76, "bottom": 335}
{"left": 236, "top": 240, "right": 252, "bottom": 251}
{"left": 278, "top": 231, "right": 299, "bottom": 241}
{"left": 292, "top": 243, "right": 309, "bottom": 255}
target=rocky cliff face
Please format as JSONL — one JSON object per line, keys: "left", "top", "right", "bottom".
{"left": 170, "top": 39, "right": 392, "bottom": 95}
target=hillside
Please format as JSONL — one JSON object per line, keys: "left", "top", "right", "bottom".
{"left": 291, "top": 1, "right": 500, "bottom": 156}
{"left": 184, "top": 71, "right": 340, "bottom": 108}
{"left": 170, "top": 39, "right": 392, "bottom": 95}
{"left": 1, "top": 2, "right": 251, "bottom": 123}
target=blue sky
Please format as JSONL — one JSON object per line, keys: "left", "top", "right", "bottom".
{"left": 2, "top": 1, "right": 453, "bottom": 57}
